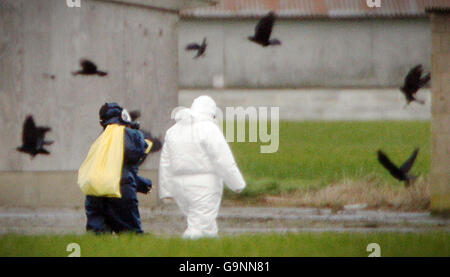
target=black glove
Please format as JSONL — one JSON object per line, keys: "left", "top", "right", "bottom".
{"left": 136, "top": 176, "right": 152, "bottom": 194}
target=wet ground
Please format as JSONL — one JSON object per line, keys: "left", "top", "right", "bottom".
{"left": 0, "top": 204, "right": 448, "bottom": 236}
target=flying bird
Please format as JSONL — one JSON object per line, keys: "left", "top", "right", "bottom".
{"left": 185, "top": 38, "right": 207, "bottom": 58}
{"left": 248, "top": 11, "right": 281, "bottom": 47}
{"left": 377, "top": 148, "right": 420, "bottom": 187}
{"left": 137, "top": 130, "right": 162, "bottom": 166}
{"left": 141, "top": 130, "right": 162, "bottom": 154}
{"left": 72, "top": 59, "right": 108, "bottom": 76}
{"left": 129, "top": 110, "right": 141, "bottom": 122}
{"left": 17, "top": 115, "right": 53, "bottom": 158}
{"left": 124, "top": 109, "right": 142, "bottom": 130}
{"left": 121, "top": 109, "right": 162, "bottom": 153}
{"left": 400, "top": 64, "right": 430, "bottom": 105}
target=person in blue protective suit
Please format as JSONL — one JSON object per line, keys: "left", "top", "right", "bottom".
{"left": 85, "top": 102, "right": 154, "bottom": 234}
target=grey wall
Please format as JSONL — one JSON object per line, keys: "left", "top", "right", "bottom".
{"left": 0, "top": 0, "right": 179, "bottom": 171}
{"left": 179, "top": 88, "right": 431, "bottom": 121}
{"left": 179, "top": 17, "right": 431, "bottom": 88}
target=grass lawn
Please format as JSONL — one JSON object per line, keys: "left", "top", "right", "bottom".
{"left": 223, "top": 121, "right": 431, "bottom": 209}
{"left": 0, "top": 232, "right": 448, "bottom": 257}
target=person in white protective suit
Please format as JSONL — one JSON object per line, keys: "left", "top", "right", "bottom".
{"left": 159, "top": 95, "right": 246, "bottom": 239}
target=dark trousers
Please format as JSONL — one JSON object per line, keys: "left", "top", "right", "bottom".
{"left": 85, "top": 195, "right": 143, "bottom": 234}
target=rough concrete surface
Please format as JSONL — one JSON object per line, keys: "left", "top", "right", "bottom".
{"left": 179, "top": 89, "right": 431, "bottom": 121}
{"left": 179, "top": 18, "right": 431, "bottom": 88}
{"left": 0, "top": 204, "right": 448, "bottom": 236}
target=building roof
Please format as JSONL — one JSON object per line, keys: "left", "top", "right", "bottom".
{"left": 101, "top": 0, "right": 218, "bottom": 12}
{"left": 180, "top": 0, "right": 450, "bottom": 19}
{"left": 426, "top": 6, "right": 450, "bottom": 13}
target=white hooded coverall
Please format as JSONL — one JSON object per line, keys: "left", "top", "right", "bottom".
{"left": 159, "top": 96, "right": 246, "bottom": 239}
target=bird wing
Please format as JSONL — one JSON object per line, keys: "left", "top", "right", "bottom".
{"left": 140, "top": 129, "right": 154, "bottom": 141}
{"left": 80, "top": 59, "right": 97, "bottom": 72}
{"left": 377, "top": 150, "right": 405, "bottom": 180}
{"left": 194, "top": 48, "right": 206, "bottom": 58}
{"left": 399, "top": 148, "right": 419, "bottom": 174}
{"left": 269, "top": 38, "right": 282, "bottom": 45}
{"left": 22, "top": 116, "right": 37, "bottom": 146}
{"left": 148, "top": 137, "right": 162, "bottom": 153}
{"left": 254, "top": 12, "right": 275, "bottom": 42}
{"left": 129, "top": 110, "right": 141, "bottom": 121}
{"left": 141, "top": 129, "right": 162, "bottom": 153}
{"left": 419, "top": 73, "right": 431, "bottom": 87}
{"left": 36, "top": 126, "right": 51, "bottom": 149}
{"left": 199, "top": 39, "right": 207, "bottom": 53}
{"left": 37, "top": 148, "right": 50, "bottom": 155}
{"left": 404, "top": 64, "right": 422, "bottom": 88}
{"left": 185, "top": 43, "right": 200, "bottom": 50}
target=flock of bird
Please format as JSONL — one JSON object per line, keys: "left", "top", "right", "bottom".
{"left": 17, "top": 58, "right": 161, "bottom": 159}
{"left": 185, "top": 11, "right": 281, "bottom": 59}
{"left": 17, "top": 11, "right": 430, "bottom": 187}
{"left": 378, "top": 64, "right": 430, "bottom": 187}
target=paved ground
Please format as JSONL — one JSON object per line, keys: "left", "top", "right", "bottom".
{"left": 0, "top": 204, "right": 448, "bottom": 236}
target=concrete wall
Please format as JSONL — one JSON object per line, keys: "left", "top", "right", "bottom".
{"left": 179, "top": 17, "right": 431, "bottom": 89}
{"left": 179, "top": 88, "right": 431, "bottom": 121}
{"left": 0, "top": 170, "right": 158, "bottom": 208}
{"left": 0, "top": 0, "right": 181, "bottom": 207}
{"left": 429, "top": 12, "right": 450, "bottom": 215}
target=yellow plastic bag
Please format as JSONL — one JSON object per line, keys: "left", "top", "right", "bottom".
{"left": 77, "top": 124, "right": 125, "bottom": 198}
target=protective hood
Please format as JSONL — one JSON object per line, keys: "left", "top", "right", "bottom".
{"left": 174, "top": 95, "right": 217, "bottom": 124}
{"left": 99, "top": 103, "right": 123, "bottom": 126}
{"left": 99, "top": 102, "right": 138, "bottom": 128}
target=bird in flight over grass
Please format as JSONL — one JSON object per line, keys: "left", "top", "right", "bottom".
{"left": 377, "top": 148, "right": 419, "bottom": 187}
{"left": 248, "top": 11, "right": 281, "bottom": 47}
{"left": 185, "top": 38, "right": 207, "bottom": 59}
{"left": 17, "top": 115, "right": 53, "bottom": 158}
{"left": 400, "top": 64, "right": 430, "bottom": 106}
{"left": 72, "top": 59, "right": 108, "bottom": 76}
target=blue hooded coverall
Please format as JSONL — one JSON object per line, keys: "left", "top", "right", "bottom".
{"left": 85, "top": 104, "right": 152, "bottom": 234}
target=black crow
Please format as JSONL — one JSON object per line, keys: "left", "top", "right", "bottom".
{"left": 137, "top": 130, "right": 162, "bottom": 166}
{"left": 141, "top": 130, "right": 162, "bottom": 153}
{"left": 248, "top": 11, "right": 281, "bottom": 47}
{"left": 128, "top": 110, "right": 141, "bottom": 122}
{"left": 120, "top": 109, "right": 141, "bottom": 130}
{"left": 17, "top": 115, "right": 53, "bottom": 158}
{"left": 400, "top": 64, "right": 430, "bottom": 105}
{"left": 72, "top": 59, "right": 108, "bottom": 76}
{"left": 377, "top": 148, "right": 419, "bottom": 187}
{"left": 185, "top": 38, "right": 207, "bottom": 58}
{"left": 124, "top": 110, "right": 161, "bottom": 153}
